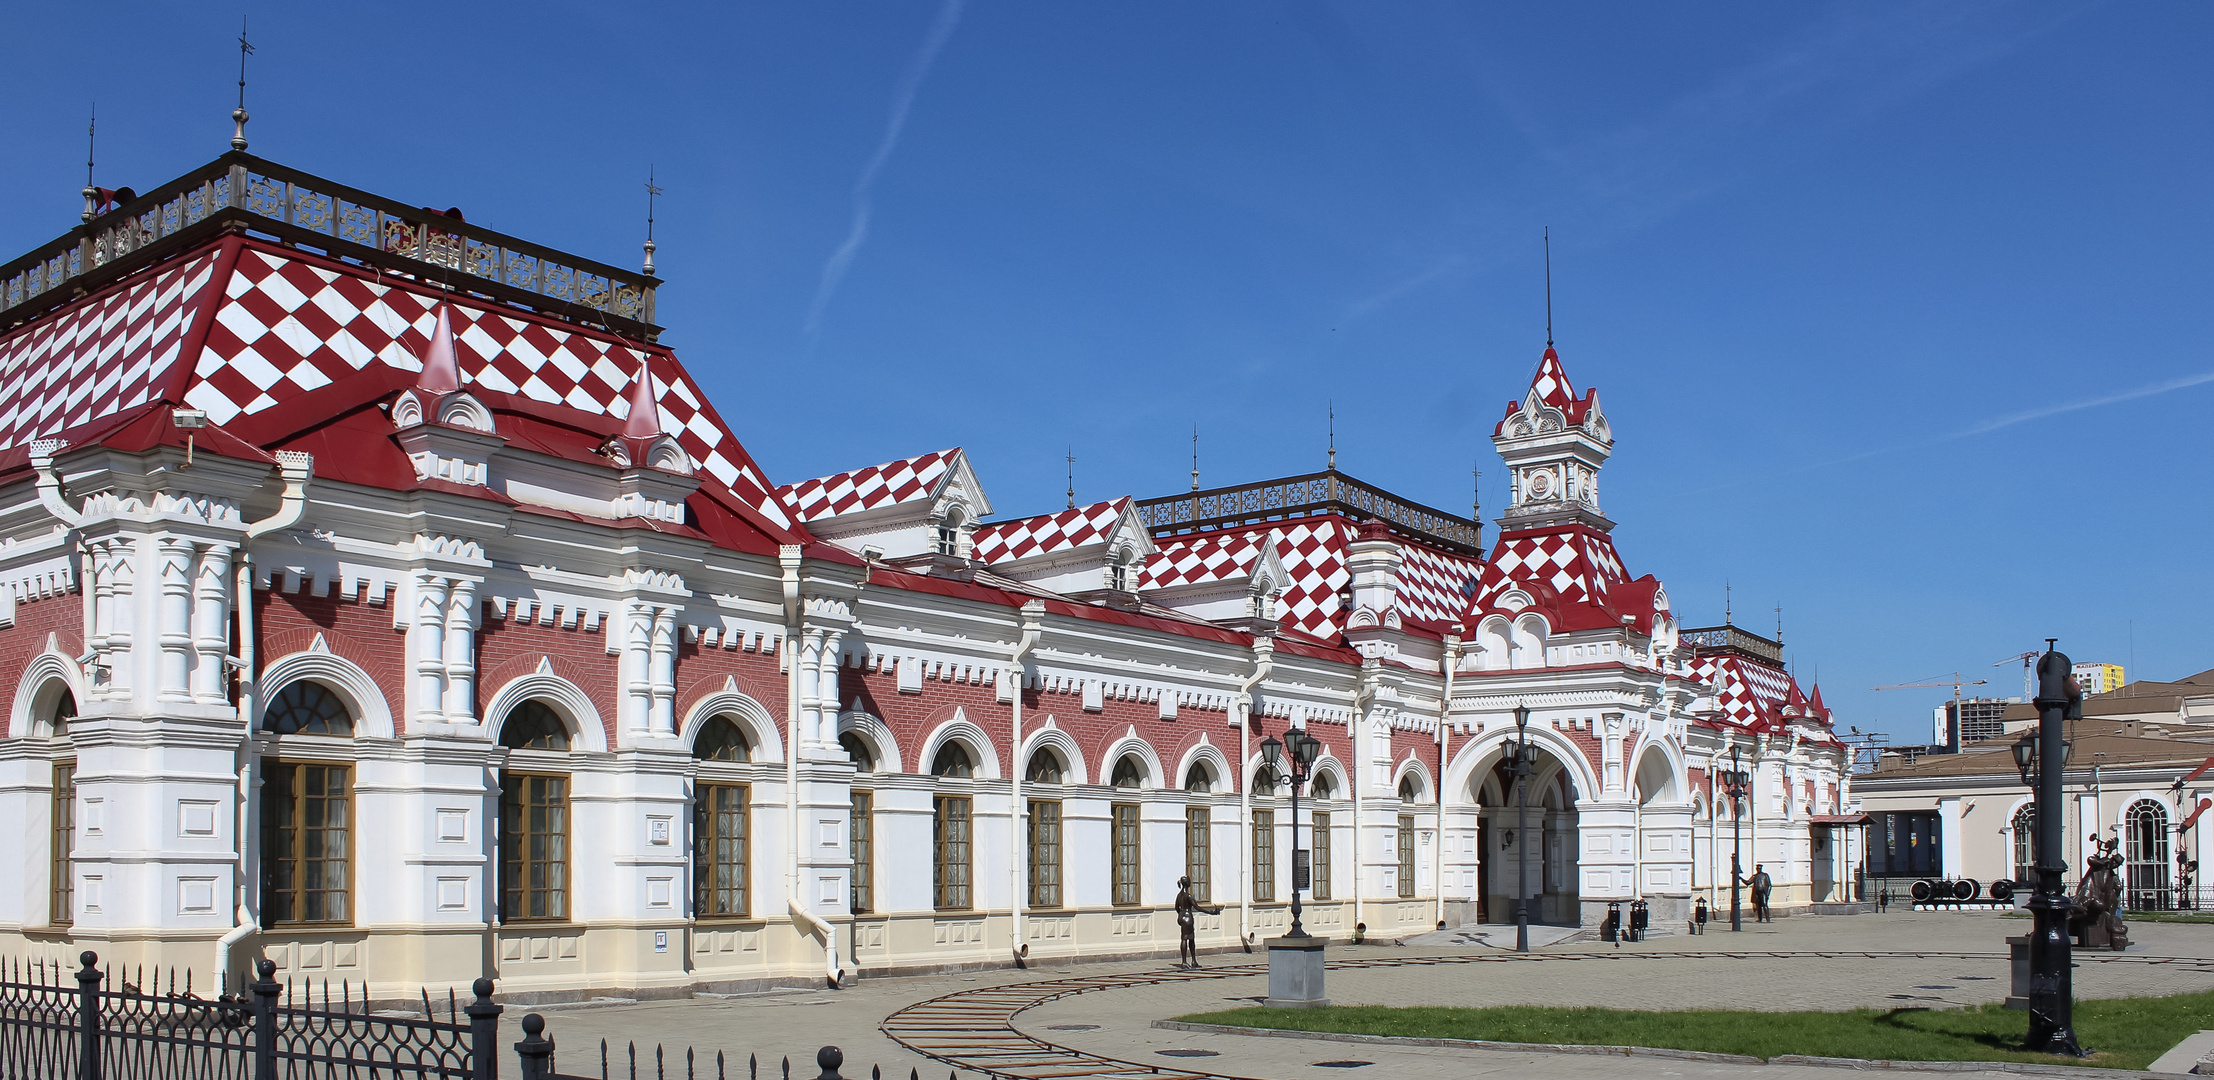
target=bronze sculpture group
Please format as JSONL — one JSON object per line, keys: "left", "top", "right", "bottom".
{"left": 2068, "top": 835, "right": 2131, "bottom": 951}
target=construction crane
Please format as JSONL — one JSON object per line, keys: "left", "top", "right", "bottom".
{"left": 1871, "top": 673, "right": 1988, "bottom": 746}
{"left": 1993, "top": 651, "right": 2039, "bottom": 701}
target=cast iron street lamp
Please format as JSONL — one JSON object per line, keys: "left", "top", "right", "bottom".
{"left": 2024, "top": 641, "right": 2086, "bottom": 1056}
{"left": 1508, "top": 702, "right": 1537, "bottom": 953}
{"left": 1721, "top": 748, "right": 1752, "bottom": 933}
{"left": 1259, "top": 724, "right": 1324, "bottom": 938}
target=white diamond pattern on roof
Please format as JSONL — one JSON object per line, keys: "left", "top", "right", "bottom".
{"left": 0, "top": 250, "right": 222, "bottom": 447}
{"left": 776, "top": 449, "right": 955, "bottom": 523}
{"left": 1141, "top": 531, "right": 1267, "bottom": 589}
{"left": 974, "top": 498, "right": 1129, "bottom": 564}
{"left": 1275, "top": 520, "right": 1347, "bottom": 636}
{"left": 174, "top": 247, "right": 789, "bottom": 527}
{"left": 1397, "top": 542, "right": 1485, "bottom": 626}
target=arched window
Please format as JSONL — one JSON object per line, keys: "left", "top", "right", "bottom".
{"left": 500, "top": 701, "right": 570, "bottom": 751}
{"left": 39, "top": 685, "right": 75, "bottom": 736}
{"left": 841, "top": 732, "right": 877, "bottom": 773}
{"left": 1025, "top": 749, "right": 1064, "bottom": 785}
{"left": 1111, "top": 755, "right": 1146, "bottom": 789}
{"left": 693, "top": 714, "right": 752, "bottom": 762}
{"left": 1184, "top": 762, "right": 1214, "bottom": 793}
{"left": 1109, "top": 548, "right": 1135, "bottom": 592}
{"left": 2011, "top": 804, "right": 2037, "bottom": 883}
{"left": 1398, "top": 774, "right": 1424, "bottom": 804}
{"left": 264, "top": 682, "right": 355, "bottom": 736}
{"left": 931, "top": 741, "right": 975, "bottom": 779}
{"left": 1309, "top": 771, "right": 1336, "bottom": 801}
{"left": 2125, "top": 800, "right": 2172, "bottom": 911}
{"left": 1253, "top": 765, "right": 1283, "bottom": 797}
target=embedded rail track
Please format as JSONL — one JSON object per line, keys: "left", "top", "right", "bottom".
{"left": 879, "top": 949, "right": 2214, "bottom": 1080}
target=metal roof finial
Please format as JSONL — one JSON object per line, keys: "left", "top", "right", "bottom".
{"left": 1543, "top": 226, "right": 1554, "bottom": 349}
{"left": 1327, "top": 402, "right": 1336, "bottom": 472}
{"left": 1065, "top": 445, "right": 1076, "bottom": 510}
{"left": 643, "top": 167, "right": 662, "bottom": 276}
{"left": 232, "top": 18, "right": 254, "bottom": 151}
{"left": 82, "top": 104, "right": 97, "bottom": 223}
{"left": 1724, "top": 580, "right": 1732, "bottom": 626}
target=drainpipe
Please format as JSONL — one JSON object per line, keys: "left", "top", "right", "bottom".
{"left": 215, "top": 451, "right": 313, "bottom": 990}
{"left": 1006, "top": 601, "right": 1045, "bottom": 966}
{"left": 1233, "top": 638, "right": 1272, "bottom": 949}
{"left": 1436, "top": 633, "right": 1463, "bottom": 929}
{"left": 777, "top": 546, "right": 840, "bottom": 987}
{"left": 1350, "top": 663, "right": 1379, "bottom": 935}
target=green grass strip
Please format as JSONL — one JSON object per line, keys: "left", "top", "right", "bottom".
{"left": 1179, "top": 991, "right": 2214, "bottom": 1071}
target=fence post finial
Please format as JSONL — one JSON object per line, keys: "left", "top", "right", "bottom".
{"left": 465, "top": 977, "right": 501, "bottom": 1080}
{"left": 514, "top": 1013, "right": 555, "bottom": 1080}
{"left": 252, "top": 960, "right": 281, "bottom": 1080}
{"left": 814, "top": 1045, "right": 844, "bottom": 1080}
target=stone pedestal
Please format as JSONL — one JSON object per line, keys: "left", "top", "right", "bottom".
{"left": 1265, "top": 935, "right": 1329, "bottom": 1008}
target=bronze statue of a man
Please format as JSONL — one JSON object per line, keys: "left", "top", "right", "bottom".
{"left": 1175, "top": 875, "right": 1221, "bottom": 968}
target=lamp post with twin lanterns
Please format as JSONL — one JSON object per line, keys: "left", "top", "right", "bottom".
{"left": 1258, "top": 724, "right": 1324, "bottom": 938}
{"left": 1720, "top": 748, "right": 1752, "bottom": 933}
{"left": 1505, "top": 703, "right": 1539, "bottom": 953}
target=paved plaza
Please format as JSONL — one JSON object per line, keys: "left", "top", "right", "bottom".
{"left": 505, "top": 912, "right": 2214, "bottom": 1079}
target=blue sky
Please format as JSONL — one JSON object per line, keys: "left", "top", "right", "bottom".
{"left": 5, "top": 2, "right": 2209, "bottom": 747}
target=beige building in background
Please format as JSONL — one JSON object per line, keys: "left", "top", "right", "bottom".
{"left": 1855, "top": 669, "right": 2214, "bottom": 909}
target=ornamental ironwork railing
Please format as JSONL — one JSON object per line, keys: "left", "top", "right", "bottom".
{"left": 0, "top": 152, "right": 659, "bottom": 340}
{"left": 0, "top": 951, "right": 951, "bottom": 1080}
{"left": 1135, "top": 470, "right": 1482, "bottom": 555}
{"left": 1679, "top": 624, "right": 1784, "bottom": 665}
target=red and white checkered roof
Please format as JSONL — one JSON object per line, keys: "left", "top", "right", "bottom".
{"left": 1143, "top": 519, "right": 1350, "bottom": 637}
{"left": 1472, "top": 526, "right": 1629, "bottom": 614}
{"left": 1141, "top": 530, "right": 1269, "bottom": 589}
{"left": 1496, "top": 345, "right": 1598, "bottom": 434}
{"left": 199, "top": 247, "right": 787, "bottom": 526}
{"left": 0, "top": 249, "right": 223, "bottom": 447}
{"left": 1693, "top": 651, "right": 1830, "bottom": 733}
{"left": 1396, "top": 541, "right": 1487, "bottom": 627}
{"left": 775, "top": 448, "right": 960, "bottom": 524}
{"left": 973, "top": 497, "right": 1132, "bottom": 564}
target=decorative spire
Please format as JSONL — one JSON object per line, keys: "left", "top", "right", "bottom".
{"left": 1543, "top": 226, "right": 1554, "bottom": 348}
{"left": 623, "top": 357, "right": 661, "bottom": 439}
{"left": 418, "top": 306, "right": 462, "bottom": 395}
{"left": 1327, "top": 402, "right": 1336, "bottom": 471}
{"left": 232, "top": 18, "right": 254, "bottom": 152}
{"left": 1065, "top": 445, "right": 1076, "bottom": 510}
{"left": 643, "top": 167, "right": 662, "bottom": 276}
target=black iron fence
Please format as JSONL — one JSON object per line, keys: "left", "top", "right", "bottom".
{"left": 0, "top": 953, "right": 954, "bottom": 1080}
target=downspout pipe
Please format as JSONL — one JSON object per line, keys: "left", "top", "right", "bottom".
{"left": 777, "top": 546, "right": 841, "bottom": 987}
{"left": 218, "top": 450, "right": 313, "bottom": 990}
{"left": 1351, "top": 665, "right": 1378, "bottom": 935}
{"left": 1235, "top": 638, "right": 1273, "bottom": 950}
{"left": 1006, "top": 600, "right": 1045, "bottom": 967}
{"left": 1436, "top": 633, "right": 1462, "bottom": 930}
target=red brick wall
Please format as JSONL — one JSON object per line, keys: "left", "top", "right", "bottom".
{"left": 256, "top": 588, "right": 407, "bottom": 728}
{"left": 477, "top": 615, "right": 618, "bottom": 743}
{"left": 0, "top": 591, "right": 83, "bottom": 736}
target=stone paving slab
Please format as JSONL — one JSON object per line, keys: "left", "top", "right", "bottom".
{"left": 499, "top": 912, "right": 2214, "bottom": 1080}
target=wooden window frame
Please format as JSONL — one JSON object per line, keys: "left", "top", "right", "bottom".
{"left": 1186, "top": 806, "right": 1212, "bottom": 904}
{"left": 694, "top": 782, "right": 750, "bottom": 918}
{"left": 261, "top": 759, "right": 356, "bottom": 927}
{"left": 1397, "top": 813, "right": 1417, "bottom": 898}
{"left": 933, "top": 795, "right": 972, "bottom": 911}
{"left": 1310, "top": 810, "right": 1331, "bottom": 901}
{"left": 1028, "top": 798, "right": 1062, "bottom": 909}
{"left": 1252, "top": 808, "right": 1275, "bottom": 904}
{"left": 850, "top": 790, "right": 874, "bottom": 915}
{"left": 50, "top": 760, "right": 75, "bottom": 927}
{"left": 500, "top": 771, "right": 571, "bottom": 922}
{"left": 1111, "top": 802, "right": 1142, "bottom": 906}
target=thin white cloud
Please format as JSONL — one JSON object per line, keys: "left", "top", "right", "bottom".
{"left": 1954, "top": 370, "right": 2214, "bottom": 439}
{"left": 805, "top": 0, "right": 967, "bottom": 337}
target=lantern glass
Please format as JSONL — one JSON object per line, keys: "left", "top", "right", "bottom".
{"left": 1260, "top": 734, "right": 1283, "bottom": 767}
{"left": 1293, "top": 730, "right": 1321, "bottom": 766}
{"left": 2010, "top": 735, "right": 2036, "bottom": 773}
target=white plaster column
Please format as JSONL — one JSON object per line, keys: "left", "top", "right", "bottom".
{"left": 810, "top": 628, "right": 844, "bottom": 750}
{"left": 618, "top": 601, "right": 655, "bottom": 736}
{"left": 649, "top": 606, "right": 678, "bottom": 737}
{"left": 410, "top": 573, "right": 450, "bottom": 728}
{"left": 796, "top": 627, "right": 827, "bottom": 753}
{"left": 155, "top": 537, "right": 196, "bottom": 701}
{"left": 442, "top": 579, "right": 478, "bottom": 723}
{"left": 191, "top": 543, "right": 233, "bottom": 704}
{"left": 1938, "top": 796, "right": 1964, "bottom": 879}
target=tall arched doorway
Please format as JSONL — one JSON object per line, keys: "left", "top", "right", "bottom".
{"left": 1471, "top": 741, "right": 1582, "bottom": 926}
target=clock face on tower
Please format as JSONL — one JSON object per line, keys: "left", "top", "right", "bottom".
{"left": 1526, "top": 471, "right": 1552, "bottom": 499}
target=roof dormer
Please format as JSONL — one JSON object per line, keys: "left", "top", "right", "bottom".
{"left": 391, "top": 305, "right": 503, "bottom": 486}
{"left": 775, "top": 448, "right": 991, "bottom": 563}
{"left": 973, "top": 498, "right": 1157, "bottom": 599}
